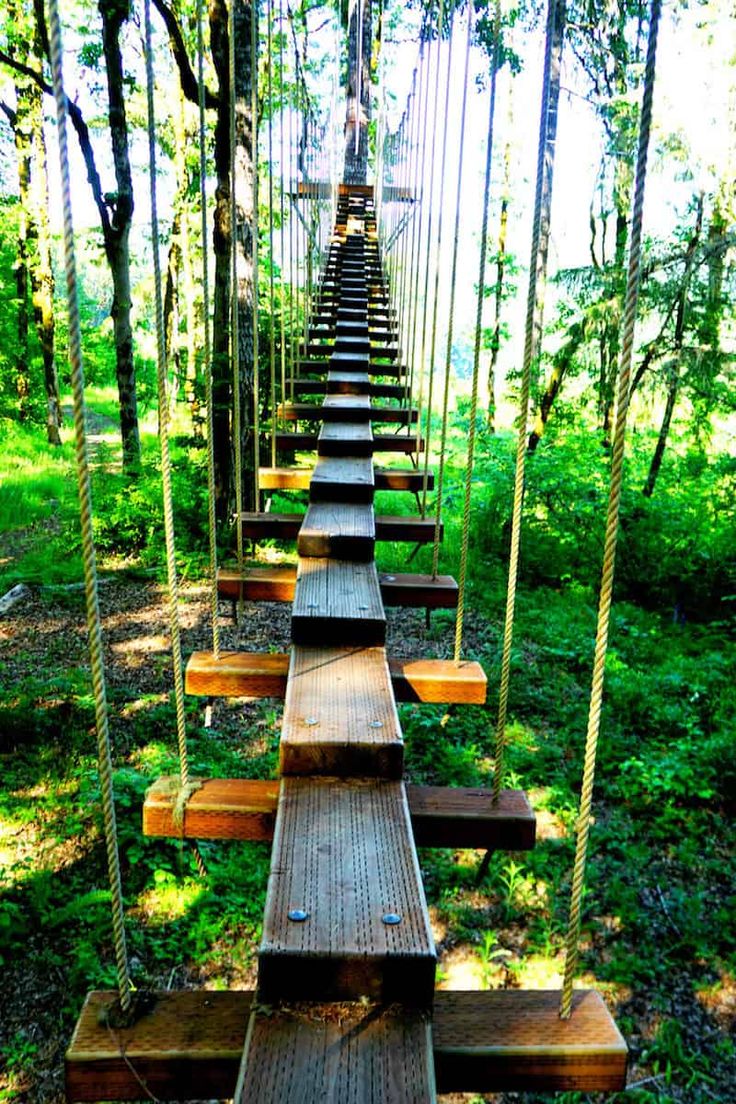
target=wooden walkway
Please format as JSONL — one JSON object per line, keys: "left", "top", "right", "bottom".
{"left": 65, "top": 185, "right": 627, "bottom": 1103}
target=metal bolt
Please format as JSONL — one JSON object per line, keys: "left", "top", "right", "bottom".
{"left": 358, "top": 604, "right": 369, "bottom": 611}
{"left": 369, "top": 720, "right": 383, "bottom": 729}
{"left": 382, "top": 913, "right": 401, "bottom": 925}
{"left": 288, "top": 909, "right": 309, "bottom": 922}
{"left": 304, "top": 717, "right": 319, "bottom": 727}
{"left": 384, "top": 575, "right": 396, "bottom": 582}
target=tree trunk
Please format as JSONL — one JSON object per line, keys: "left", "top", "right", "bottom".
{"left": 488, "top": 123, "right": 512, "bottom": 432}
{"left": 343, "top": 0, "right": 371, "bottom": 184}
{"left": 642, "top": 360, "right": 678, "bottom": 498}
{"left": 28, "top": 66, "right": 62, "bottom": 444}
{"left": 13, "top": 80, "right": 31, "bottom": 421}
{"left": 527, "top": 318, "right": 585, "bottom": 453}
{"left": 164, "top": 208, "right": 182, "bottom": 411}
{"left": 99, "top": 0, "right": 141, "bottom": 472}
{"left": 174, "top": 86, "right": 201, "bottom": 433}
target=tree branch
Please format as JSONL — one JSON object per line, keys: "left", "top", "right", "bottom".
{"left": 151, "top": 0, "right": 219, "bottom": 109}
{"left": 0, "top": 98, "right": 17, "bottom": 127}
{"left": 0, "top": 48, "right": 112, "bottom": 238}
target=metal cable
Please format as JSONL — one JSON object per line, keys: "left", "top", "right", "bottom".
{"left": 454, "top": 0, "right": 501, "bottom": 664}
{"left": 196, "top": 0, "right": 219, "bottom": 656}
{"left": 560, "top": 0, "right": 661, "bottom": 1018}
{"left": 47, "top": 0, "right": 131, "bottom": 1012}
{"left": 492, "top": 0, "right": 565, "bottom": 802}
{"left": 432, "top": 8, "right": 473, "bottom": 579}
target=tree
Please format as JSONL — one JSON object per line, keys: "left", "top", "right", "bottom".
{"left": 343, "top": 0, "right": 372, "bottom": 183}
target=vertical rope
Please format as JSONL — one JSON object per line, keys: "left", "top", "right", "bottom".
{"left": 251, "top": 0, "right": 261, "bottom": 508}
{"left": 267, "top": 0, "right": 277, "bottom": 466}
{"left": 278, "top": 0, "right": 287, "bottom": 411}
{"left": 143, "top": 0, "right": 191, "bottom": 798}
{"left": 432, "top": 7, "right": 473, "bottom": 579}
{"left": 560, "top": 0, "right": 660, "bottom": 1018}
{"left": 454, "top": 0, "right": 501, "bottom": 664}
{"left": 493, "top": 0, "right": 565, "bottom": 802}
{"left": 195, "top": 0, "right": 220, "bottom": 656}
{"left": 46, "top": 0, "right": 132, "bottom": 1013}
{"left": 228, "top": 0, "right": 245, "bottom": 610}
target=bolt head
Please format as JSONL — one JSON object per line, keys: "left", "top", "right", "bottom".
{"left": 382, "top": 912, "right": 401, "bottom": 925}
{"left": 304, "top": 717, "right": 319, "bottom": 727}
{"left": 288, "top": 909, "right": 309, "bottom": 922}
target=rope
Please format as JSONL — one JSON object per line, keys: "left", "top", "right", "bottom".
{"left": 229, "top": 0, "right": 245, "bottom": 605}
{"left": 560, "top": 0, "right": 661, "bottom": 1019}
{"left": 278, "top": 0, "right": 287, "bottom": 414}
{"left": 407, "top": 42, "right": 432, "bottom": 410}
{"left": 143, "top": 0, "right": 192, "bottom": 799}
{"left": 432, "top": 8, "right": 473, "bottom": 579}
{"left": 421, "top": 7, "right": 455, "bottom": 515}
{"left": 267, "top": 0, "right": 277, "bottom": 466}
{"left": 251, "top": 0, "right": 261, "bottom": 508}
{"left": 492, "top": 0, "right": 565, "bottom": 802}
{"left": 196, "top": 0, "right": 219, "bottom": 657}
{"left": 454, "top": 0, "right": 501, "bottom": 664}
{"left": 46, "top": 0, "right": 131, "bottom": 1013}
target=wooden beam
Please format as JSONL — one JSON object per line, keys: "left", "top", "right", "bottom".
{"left": 297, "top": 502, "right": 376, "bottom": 560}
{"left": 144, "top": 776, "right": 536, "bottom": 851}
{"left": 185, "top": 652, "right": 488, "bottom": 707}
{"left": 66, "top": 988, "right": 626, "bottom": 1102}
{"left": 291, "top": 558, "right": 386, "bottom": 646}
{"left": 310, "top": 455, "right": 375, "bottom": 504}
{"left": 239, "top": 513, "right": 440, "bottom": 545}
{"left": 258, "top": 777, "right": 435, "bottom": 1001}
{"left": 279, "top": 401, "right": 416, "bottom": 425}
{"left": 379, "top": 572, "right": 458, "bottom": 609}
{"left": 256, "top": 465, "right": 433, "bottom": 492}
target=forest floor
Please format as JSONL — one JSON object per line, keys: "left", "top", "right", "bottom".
{"left": 1, "top": 571, "right": 734, "bottom": 1104}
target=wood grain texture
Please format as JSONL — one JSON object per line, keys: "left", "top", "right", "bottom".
{"left": 185, "top": 651, "right": 289, "bottom": 698}
{"left": 291, "top": 557, "right": 385, "bottom": 646}
{"left": 387, "top": 658, "right": 487, "bottom": 704}
{"left": 318, "top": 420, "right": 374, "bottom": 457}
{"left": 298, "top": 502, "right": 376, "bottom": 561}
{"left": 66, "top": 989, "right": 626, "bottom": 1102}
{"left": 258, "top": 466, "right": 312, "bottom": 490}
{"left": 259, "top": 777, "right": 435, "bottom": 1001}
{"left": 281, "top": 401, "right": 416, "bottom": 425}
{"left": 375, "top": 515, "right": 442, "bottom": 544}
{"left": 379, "top": 572, "right": 458, "bottom": 608}
{"left": 235, "top": 1003, "right": 435, "bottom": 1104}
{"left": 375, "top": 468, "right": 435, "bottom": 491}
{"left": 143, "top": 777, "right": 535, "bottom": 851}
{"left": 310, "top": 456, "right": 375, "bottom": 504}
{"left": 280, "top": 646, "right": 401, "bottom": 777}
{"left": 218, "top": 564, "right": 298, "bottom": 602}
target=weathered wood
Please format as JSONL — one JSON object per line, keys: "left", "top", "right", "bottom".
{"left": 279, "top": 401, "right": 416, "bottom": 425}
{"left": 291, "top": 557, "right": 385, "bottom": 646}
{"left": 297, "top": 502, "right": 376, "bottom": 561}
{"left": 235, "top": 1002, "right": 435, "bottom": 1103}
{"left": 184, "top": 652, "right": 489, "bottom": 707}
{"left": 376, "top": 515, "right": 442, "bottom": 544}
{"left": 310, "top": 455, "right": 375, "bottom": 504}
{"left": 0, "top": 583, "right": 30, "bottom": 616}
{"left": 379, "top": 572, "right": 458, "bottom": 608}
{"left": 218, "top": 564, "right": 297, "bottom": 602}
{"left": 238, "top": 512, "right": 440, "bottom": 545}
{"left": 256, "top": 465, "right": 432, "bottom": 493}
{"left": 144, "top": 776, "right": 535, "bottom": 851}
{"left": 318, "top": 420, "right": 374, "bottom": 458}
{"left": 293, "top": 378, "right": 406, "bottom": 400}
{"left": 259, "top": 777, "right": 435, "bottom": 1001}
{"left": 278, "top": 431, "right": 422, "bottom": 455}
{"left": 280, "top": 647, "right": 402, "bottom": 777}
{"left": 388, "top": 658, "right": 486, "bottom": 704}
{"left": 66, "top": 989, "right": 626, "bottom": 1102}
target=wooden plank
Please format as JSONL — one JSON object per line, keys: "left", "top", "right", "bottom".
{"left": 280, "top": 401, "right": 416, "bottom": 425}
{"left": 238, "top": 513, "right": 440, "bottom": 545}
{"left": 144, "top": 776, "right": 280, "bottom": 840}
{"left": 318, "top": 420, "right": 374, "bottom": 457}
{"left": 388, "top": 658, "right": 487, "bottom": 704}
{"left": 185, "top": 650, "right": 289, "bottom": 698}
{"left": 143, "top": 776, "right": 536, "bottom": 851}
{"left": 380, "top": 572, "right": 458, "bottom": 608}
{"left": 291, "top": 557, "right": 385, "bottom": 646}
{"left": 310, "top": 455, "right": 375, "bottom": 504}
{"left": 235, "top": 1002, "right": 435, "bottom": 1103}
{"left": 184, "top": 652, "right": 489, "bottom": 707}
{"left": 66, "top": 989, "right": 626, "bottom": 1102}
{"left": 326, "top": 370, "right": 371, "bottom": 393}
{"left": 280, "top": 647, "right": 402, "bottom": 777}
{"left": 259, "top": 777, "right": 435, "bottom": 1001}
{"left": 255, "top": 465, "right": 428, "bottom": 492}
{"left": 218, "top": 564, "right": 298, "bottom": 602}
{"left": 297, "top": 502, "right": 376, "bottom": 561}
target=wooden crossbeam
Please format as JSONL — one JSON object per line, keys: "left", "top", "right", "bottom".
{"left": 257, "top": 465, "right": 433, "bottom": 492}
{"left": 278, "top": 401, "right": 416, "bottom": 425}
{"left": 318, "top": 419, "right": 374, "bottom": 457}
{"left": 66, "top": 989, "right": 626, "bottom": 1102}
{"left": 239, "top": 512, "right": 441, "bottom": 545}
{"left": 291, "top": 558, "right": 386, "bottom": 646}
{"left": 143, "top": 777, "right": 535, "bottom": 851}
{"left": 297, "top": 502, "right": 376, "bottom": 560}
{"left": 258, "top": 776, "right": 436, "bottom": 1000}
{"left": 217, "top": 565, "right": 453, "bottom": 608}
{"left": 310, "top": 455, "right": 375, "bottom": 503}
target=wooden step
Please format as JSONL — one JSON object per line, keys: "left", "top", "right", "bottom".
{"left": 310, "top": 455, "right": 375, "bottom": 503}
{"left": 276, "top": 432, "right": 422, "bottom": 454}
{"left": 292, "top": 379, "right": 406, "bottom": 400}
{"left": 279, "top": 647, "right": 402, "bottom": 777}
{"left": 379, "top": 572, "right": 458, "bottom": 608}
{"left": 279, "top": 402, "right": 417, "bottom": 426}
{"left": 239, "top": 512, "right": 441, "bottom": 546}
{"left": 218, "top": 564, "right": 297, "bottom": 602}
{"left": 66, "top": 988, "right": 626, "bottom": 1101}
{"left": 217, "top": 566, "right": 452, "bottom": 612}
{"left": 144, "top": 777, "right": 535, "bottom": 851}
{"left": 256, "top": 465, "right": 430, "bottom": 492}
{"left": 185, "top": 651, "right": 486, "bottom": 706}
{"left": 297, "top": 502, "right": 376, "bottom": 560}
{"left": 291, "top": 558, "right": 386, "bottom": 646}
{"left": 259, "top": 776, "right": 435, "bottom": 1000}
{"left": 318, "top": 420, "right": 374, "bottom": 457}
